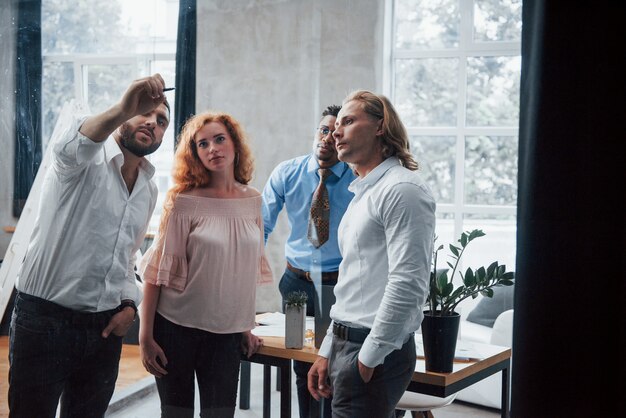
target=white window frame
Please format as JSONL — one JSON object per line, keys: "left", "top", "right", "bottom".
{"left": 43, "top": 53, "right": 175, "bottom": 105}
{"left": 385, "top": 0, "right": 521, "bottom": 240}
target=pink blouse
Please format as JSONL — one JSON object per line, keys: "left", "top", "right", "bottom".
{"left": 140, "top": 194, "right": 273, "bottom": 333}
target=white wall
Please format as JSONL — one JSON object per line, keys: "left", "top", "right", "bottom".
{"left": 0, "top": 1, "right": 17, "bottom": 260}
{"left": 196, "top": 0, "right": 385, "bottom": 311}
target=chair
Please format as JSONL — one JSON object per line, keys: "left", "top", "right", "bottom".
{"left": 396, "top": 392, "right": 457, "bottom": 418}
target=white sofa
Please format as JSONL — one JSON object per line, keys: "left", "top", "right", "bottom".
{"left": 455, "top": 308, "right": 514, "bottom": 409}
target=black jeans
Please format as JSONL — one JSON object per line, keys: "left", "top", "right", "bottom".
{"left": 153, "top": 313, "right": 243, "bottom": 418}
{"left": 279, "top": 268, "right": 334, "bottom": 418}
{"left": 8, "top": 292, "right": 122, "bottom": 418}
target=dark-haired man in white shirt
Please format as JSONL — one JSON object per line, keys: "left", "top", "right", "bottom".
{"left": 9, "top": 74, "right": 170, "bottom": 418}
{"left": 308, "top": 90, "right": 436, "bottom": 418}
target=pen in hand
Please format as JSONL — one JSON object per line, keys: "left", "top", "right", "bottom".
{"left": 163, "top": 87, "right": 175, "bottom": 92}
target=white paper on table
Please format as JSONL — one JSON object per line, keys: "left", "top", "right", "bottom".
{"left": 414, "top": 334, "right": 483, "bottom": 360}
{"left": 252, "top": 312, "right": 314, "bottom": 337}
{"left": 454, "top": 340, "right": 483, "bottom": 360}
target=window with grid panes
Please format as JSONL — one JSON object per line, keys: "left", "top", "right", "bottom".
{"left": 388, "top": 0, "right": 522, "bottom": 272}
{"left": 42, "top": 0, "right": 178, "bottom": 234}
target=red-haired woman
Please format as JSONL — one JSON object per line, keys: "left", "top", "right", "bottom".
{"left": 138, "top": 111, "right": 273, "bottom": 417}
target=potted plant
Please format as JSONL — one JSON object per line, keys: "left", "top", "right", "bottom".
{"left": 284, "top": 290, "right": 308, "bottom": 349}
{"left": 422, "top": 229, "right": 515, "bottom": 372}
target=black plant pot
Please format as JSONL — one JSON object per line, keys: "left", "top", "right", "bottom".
{"left": 421, "top": 311, "right": 460, "bottom": 373}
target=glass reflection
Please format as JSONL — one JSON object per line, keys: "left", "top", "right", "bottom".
{"left": 466, "top": 55, "right": 521, "bottom": 127}
{"left": 464, "top": 135, "right": 519, "bottom": 205}
{"left": 473, "top": 0, "right": 522, "bottom": 42}
{"left": 410, "top": 136, "right": 456, "bottom": 203}
{"left": 394, "top": 0, "right": 460, "bottom": 49}
{"left": 395, "top": 58, "right": 459, "bottom": 127}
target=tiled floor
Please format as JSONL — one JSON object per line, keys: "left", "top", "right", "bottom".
{"left": 105, "top": 362, "right": 500, "bottom": 418}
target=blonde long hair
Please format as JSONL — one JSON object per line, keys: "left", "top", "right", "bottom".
{"left": 157, "top": 111, "right": 255, "bottom": 237}
{"left": 342, "top": 90, "right": 418, "bottom": 171}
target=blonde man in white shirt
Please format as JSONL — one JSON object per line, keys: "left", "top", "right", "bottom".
{"left": 9, "top": 74, "right": 170, "bottom": 418}
{"left": 307, "top": 90, "right": 436, "bottom": 418}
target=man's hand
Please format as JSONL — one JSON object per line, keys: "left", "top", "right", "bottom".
{"left": 79, "top": 73, "right": 168, "bottom": 143}
{"left": 357, "top": 359, "right": 374, "bottom": 383}
{"left": 140, "top": 337, "right": 168, "bottom": 378}
{"left": 117, "top": 74, "right": 167, "bottom": 120}
{"left": 307, "top": 357, "right": 332, "bottom": 400}
{"left": 241, "top": 330, "right": 263, "bottom": 358}
{"left": 101, "top": 307, "right": 135, "bottom": 338}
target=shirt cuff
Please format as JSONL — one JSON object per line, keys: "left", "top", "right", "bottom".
{"left": 357, "top": 337, "right": 387, "bottom": 368}
{"left": 317, "top": 333, "right": 333, "bottom": 358}
{"left": 122, "top": 278, "right": 143, "bottom": 306}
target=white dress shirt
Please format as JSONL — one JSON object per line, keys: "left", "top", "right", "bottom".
{"left": 318, "top": 157, "right": 436, "bottom": 367}
{"left": 16, "top": 114, "right": 156, "bottom": 312}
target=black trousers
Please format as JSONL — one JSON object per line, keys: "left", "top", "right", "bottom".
{"left": 153, "top": 313, "right": 243, "bottom": 418}
{"left": 8, "top": 292, "right": 122, "bottom": 418}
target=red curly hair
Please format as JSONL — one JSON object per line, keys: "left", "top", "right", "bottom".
{"left": 157, "top": 111, "right": 255, "bottom": 238}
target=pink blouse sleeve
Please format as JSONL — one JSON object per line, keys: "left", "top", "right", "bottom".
{"left": 139, "top": 209, "right": 190, "bottom": 291}
{"left": 256, "top": 213, "right": 274, "bottom": 285}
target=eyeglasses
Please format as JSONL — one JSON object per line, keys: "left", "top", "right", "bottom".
{"left": 317, "top": 126, "right": 333, "bottom": 136}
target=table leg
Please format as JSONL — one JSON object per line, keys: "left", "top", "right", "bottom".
{"left": 320, "top": 397, "right": 331, "bottom": 418}
{"left": 501, "top": 360, "right": 510, "bottom": 418}
{"left": 239, "top": 361, "right": 251, "bottom": 410}
{"left": 279, "top": 360, "right": 292, "bottom": 418}
{"left": 264, "top": 364, "right": 272, "bottom": 418}
{"left": 309, "top": 396, "right": 330, "bottom": 418}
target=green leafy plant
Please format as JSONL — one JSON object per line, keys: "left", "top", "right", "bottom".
{"left": 285, "top": 290, "right": 308, "bottom": 308}
{"left": 427, "top": 229, "right": 515, "bottom": 316}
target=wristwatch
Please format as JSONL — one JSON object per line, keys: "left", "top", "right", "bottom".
{"left": 118, "top": 299, "right": 138, "bottom": 319}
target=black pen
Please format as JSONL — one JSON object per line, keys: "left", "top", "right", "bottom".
{"left": 163, "top": 87, "right": 175, "bottom": 92}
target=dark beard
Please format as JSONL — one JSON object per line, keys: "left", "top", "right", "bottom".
{"left": 118, "top": 123, "right": 161, "bottom": 157}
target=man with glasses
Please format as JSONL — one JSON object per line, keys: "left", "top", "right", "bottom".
{"left": 262, "top": 104, "right": 356, "bottom": 417}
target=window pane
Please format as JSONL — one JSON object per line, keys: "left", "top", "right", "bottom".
{"left": 473, "top": 0, "right": 522, "bottom": 42}
{"left": 42, "top": 0, "right": 130, "bottom": 54}
{"left": 147, "top": 60, "right": 176, "bottom": 232}
{"left": 466, "top": 56, "right": 521, "bottom": 127}
{"left": 150, "top": 59, "right": 176, "bottom": 94}
{"left": 434, "top": 214, "right": 456, "bottom": 254}
{"left": 394, "top": 0, "right": 460, "bottom": 49}
{"left": 85, "top": 65, "right": 134, "bottom": 115}
{"left": 120, "top": 0, "right": 179, "bottom": 52}
{"left": 464, "top": 135, "right": 518, "bottom": 205}
{"left": 463, "top": 214, "right": 517, "bottom": 272}
{"left": 42, "top": 61, "right": 74, "bottom": 150}
{"left": 395, "top": 58, "right": 458, "bottom": 127}
{"left": 411, "top": 136, "right": 456, "bottom": 203}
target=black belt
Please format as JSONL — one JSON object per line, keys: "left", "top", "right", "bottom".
{"left": 333, "top": 322, "right": 370, "bottom": 344}
{"left": 286, "top": 262, "right": 338, "bottom": 282}
{"left": 15, "top": 292, "right": 116, "bottom": 327}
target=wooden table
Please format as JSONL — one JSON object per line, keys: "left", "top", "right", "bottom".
{"left": 246, "top": 336, "right": 511, "bottom": 418}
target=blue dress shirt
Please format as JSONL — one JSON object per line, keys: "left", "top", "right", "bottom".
{"left": 262, "top": 154, "right": 356, "bottom": 272}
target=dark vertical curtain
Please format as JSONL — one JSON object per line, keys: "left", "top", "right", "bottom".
{"left": 174, "top": 0, "right": 196, "bottom": 143}
{"left": 13, "top": 0, "right": 42, "bottom": 217}
{"left": 514, "top": 2, "right": 625, "bottom": 416}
